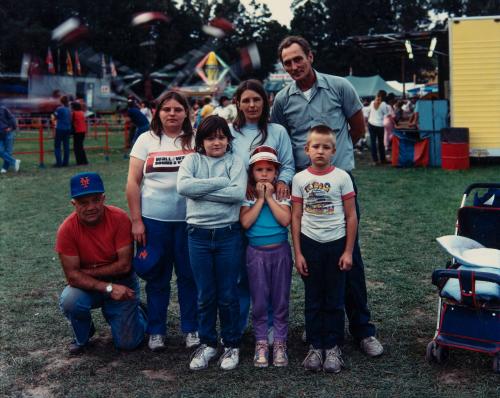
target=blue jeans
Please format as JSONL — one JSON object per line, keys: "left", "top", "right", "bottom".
{"left": 0, "top": 131, "right": 16, "bottom": 170}
{"left": 301, "top": 234, "right": 346, "bottom": 349}
{"left": 59, "top": 274, "right": 147, "bottom": 349}
{"left": 54, "top": 128, "right": 71, "bottom": 166}
{"left": 137, "top": 218, "right": 198, "bottom": 335}
{"left": 187, "top": 223, "right": 243, "bottom": 348}
{"left": 345, "top": 172, "right": 376, "bottom": 340}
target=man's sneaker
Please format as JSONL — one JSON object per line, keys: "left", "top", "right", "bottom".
{"left": 272, "top": 340, "right": 288, "bottom": 367}
{"left": 323, "top": 346, "right": 344, "bottom": 373}
{"left": 302, "top": 346, "right": 323, "bottom": 371}
{"left": 68, "top": 322, "right": 95, "bottom": 355}
{"left": 253, "top": 340, "right": 269, "bottom": 368}
{"left": 218, "top": 347, "right": 239, "bottom": 370}
{"left": 148, "top": 334, "right": 166, "bottom": 351}
{"left": 0, "top": 169, "right": 7, "bottom": 174}
{"left": 14, "top": 159, "right": 21, "bottom": 172}
{"left": 360, "top": 336, "right": 384, "bottom": 357}
{"left": 185, "top": 331, "right": 200, "bottom": 348}
{"left": 189, "top": 344, "right": 217, "bottom": 370}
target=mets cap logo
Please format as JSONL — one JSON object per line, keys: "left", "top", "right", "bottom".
{"left": 80, "top": 177, "right": 91, "bottom": 188}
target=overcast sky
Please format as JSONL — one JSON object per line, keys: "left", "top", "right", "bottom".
{"left": 240, "top": 0, "right": 293, "bottom": 27}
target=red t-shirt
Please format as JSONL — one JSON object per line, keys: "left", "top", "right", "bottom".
{"left": 55, "top": 205, "right": 132, "bottom": 269}
{"left": 72, "top": 110, "right": 87, "bottom": 134}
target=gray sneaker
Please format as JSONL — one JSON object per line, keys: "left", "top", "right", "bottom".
{"left": 360, "top": 336, "right": 384, "bottom": 357}
{"left": 148, "top": 334, "right": 166, "bottom": 351}
{"left": 185, "top": 331, "right": 200, "bottom": 348}
{"left": 218, "top": 347, "right": 239, "bottom": 370}
{"left": 302, "top": 346, "right": 323, "bottom": 371}
{"left": 323, "top": 346, "right": 344, "bottom": 373}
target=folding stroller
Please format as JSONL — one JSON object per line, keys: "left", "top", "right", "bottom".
{"left": 426, "top": 183, "right": 500, "bottom": 373}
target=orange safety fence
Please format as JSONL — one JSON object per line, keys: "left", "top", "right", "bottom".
{"left": 13, "top": 117, "right": 132, "bottom": 167}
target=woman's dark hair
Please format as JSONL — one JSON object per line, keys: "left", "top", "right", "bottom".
{"left": 232, "top": 79, "right": 269, "bottom": 148}
{"left": 71, "top": 101, "right": 82, "bottom": 111}
{"left": 376, "top": 90, "right": 387, "bottom": 101}
{"left": 195, "top": 115, "right": 233, "bottom": 154}
{"left": 60, "top": 96, "right": 69, "bottom": 106}
{"left": 150, "top": 91, "right": 193, "bottom": 151}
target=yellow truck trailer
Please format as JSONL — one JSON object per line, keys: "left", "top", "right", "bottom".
{"left": 449, "top": 16, "right": 500, "bottom": 157}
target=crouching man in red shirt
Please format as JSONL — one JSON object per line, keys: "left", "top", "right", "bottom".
{"left": 56, "top": 172, "right": 147, "bottom": 354}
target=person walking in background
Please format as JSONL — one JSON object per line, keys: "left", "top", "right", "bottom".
{"left": 383, "top": 93, "right": 396, "bottom": 155}
{"left": 367, "top": 90, "right": 391, "bottom": 165}
{"left": 271, "top": 35, "right": 383, "bottom": 358}
{"left": 71, "top": 102, "right": 88, "bottom": 166}
{"left": 240, "top": 146, "right": 292, "bottom": 368}
{"left": 127, "top": 98, "right": 150, "bottom": 145}
{"left": 140, "top": 101, "right": 153, "bottom": 123}
{"left": 126, "top": 91, "right": 199, "bottom": 352}
{"left": 0, "top": 105, "right": 21, "bottom": 173}
{"left": 291, "top": 126, "right": 357, "bottom": 373}
{"left": 177, "top": 116, "right": 247, "bottom": 371}
{"left": 53, "top": 96, "right": 72, "bottom": 167}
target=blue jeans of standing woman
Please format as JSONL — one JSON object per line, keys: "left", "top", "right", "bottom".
{"left": 54, "top": 128, "right": 71, "bottom": 166}
{"left": 368, "top": 123, "right": 386, "bottom": 163}
{"left": 0, "top": 131, "right": 16, "bottom": 170}
{"left": 187, "top": 223, "right": 243, "bottom": 348}
{"left": 135, "top": 218, "right": 198, "bottom": 336}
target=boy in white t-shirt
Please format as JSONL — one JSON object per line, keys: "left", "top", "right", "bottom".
{"left": 291, "top": 125, "right": 358, "bottom": 374}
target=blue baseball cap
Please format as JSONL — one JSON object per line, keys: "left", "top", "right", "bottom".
{"left": 70, "top": 172, "right": 105, "bottom": 198}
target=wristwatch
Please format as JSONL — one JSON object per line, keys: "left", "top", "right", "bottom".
{"left": 106, "top": 283, "right": 113, "bottom": 294}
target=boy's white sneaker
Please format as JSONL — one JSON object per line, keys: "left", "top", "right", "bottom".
{"left": 0, "top": 168, "right": 7, "bottom": 174}
{"left": 189, "top": 344, "right": 217, "bottom": 370}
{"left": 360, "top": 336, "right": 384, "bottom": 357}
{"left": 218, "top": 347, "right": 239, "bottom": 370}
{"left": 148, "top": 334, "right": 166, "bottom": 351}
{"left": 185, "top": 331, "right": 200, "bottom": 348}
{"left": 14, "top": 159, "right": 21, "bottom": 172}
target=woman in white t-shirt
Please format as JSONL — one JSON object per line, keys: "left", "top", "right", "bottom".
{"left": 367, "top": 90, "right": 391, "bottom": 165}
{"left": 126, "top": 91, "right": 199, "bottom": 352}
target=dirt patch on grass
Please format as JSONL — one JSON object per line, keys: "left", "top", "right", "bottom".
{"left": 438, "top": 370, "right": 469, "bottom": 385}
{"left": 367, "top": 280, "right": 385, "bottom": 289}
{"left": 141, "top": 369, "right": 176, "bottom": 382}
{"left": 22, "top": 384, "right": 57, "bottom": 397}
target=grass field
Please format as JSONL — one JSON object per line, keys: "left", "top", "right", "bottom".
{"left": 1, "top": 148, "right": 499, "bottom": 397}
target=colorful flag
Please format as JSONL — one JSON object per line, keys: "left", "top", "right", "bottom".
{"left": 46, "top": 48, "right": 55, "bottom": 74}
{"left": 101, "top": 54, "right": 107, "bottom": 78}
{"left": 74, "top": 50, "right": 82, "bottom": 76}
{"left": 109, "top": 57, "right": 117, "bottom": 78}
{"left": 66, "top": 50, "right": 73, "bottom": 76}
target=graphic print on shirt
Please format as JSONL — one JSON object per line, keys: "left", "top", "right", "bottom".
{"left": 304, "top": 181, "right": 334, "bottom": 215}
{"left": 145, "top": 150, "right": 191, "bottom": 173}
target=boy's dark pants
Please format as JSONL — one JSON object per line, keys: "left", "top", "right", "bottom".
{"left": 301, "top": 234, "right": 346, "bottom": 349}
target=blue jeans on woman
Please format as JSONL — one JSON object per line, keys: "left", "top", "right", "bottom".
{"left": 136, "top": 218, "right": 198, "bottom": 336}
{"left": 187, "top": 223, "right": 243, "bottom": 348}
{"left": 54, "top": 128, "right": 71, "bottom": 166}
{"left": 0, "top": 131, "right": 16, "bottom": 170}
{"left": 59, "top": 274, "right": 147, "bottom": 349}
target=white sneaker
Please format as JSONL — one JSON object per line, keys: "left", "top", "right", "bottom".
{"left": 360, "top": 336, "right": 384, "bottom": 357}
{"left": 14, "top": 159, "right": 21, "bottom": 172}
{"left": 218, "top": 347, "right": 239, "bottom": 370}
{"left": 0, "top": 169, "right": 6, "bottom": 174}
{"left": 148, "top": 334, "right": 166, "bottom": 351}
{"left": 185, "top": 331, "right": 200, "bottom": 348}
{"left": 189, "top": 344, "right": 217, "bottom": 370}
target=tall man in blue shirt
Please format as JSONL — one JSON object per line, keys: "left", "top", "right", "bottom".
{"left": 271, "top": 36, "right": 383, "bottom": 357}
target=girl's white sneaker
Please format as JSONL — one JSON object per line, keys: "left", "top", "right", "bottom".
{"left": 189, "top": 344, "right": 217, "bottom": 370}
